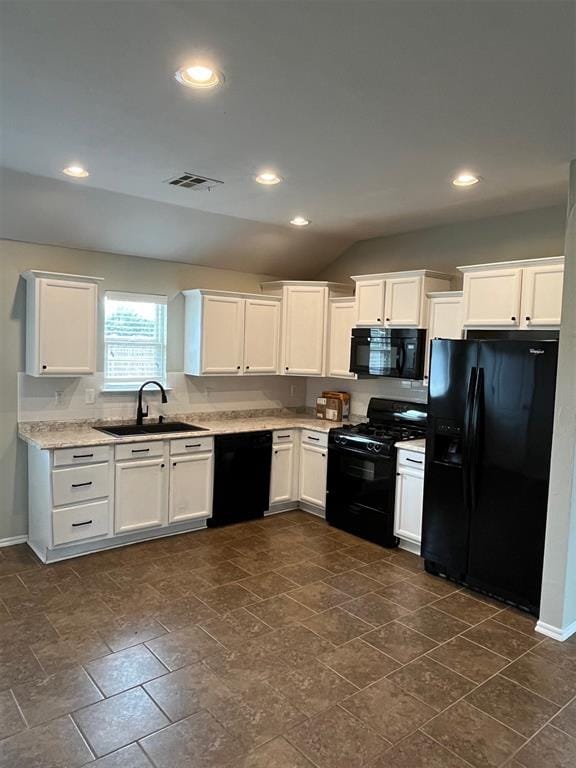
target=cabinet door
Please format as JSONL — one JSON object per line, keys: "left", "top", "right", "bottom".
{"left": 201, "top": 295, "right": 245, "bottom": 374}
{"left": 328, "top": 300, "right": 356, "bottom": 378}
{"left": 299, "top": 443, "right": 327, "bottom": 509}
{"left": 424, "top": 296, "right": 463, "bottom": 383}
{"left": 394, "top": 467, "right": 424, "bottom": 544}
{"left": 169, "top": 452, "right": 213, "bottom": 523}
{"left": 521, "top": 264, "right": 564, "bottom": 327}
{"left": 283, "top": 287, "right": 327, "bottom": 375}
{"left": 115, "top": 458, "right": 167, "bottom": 533}
{"left": 37, "top": 279, "right": 97, "bottom": 375}
{"left": 355, "top": 280, "right": 385, "bottom": 326}
{"left": 462, "top": 269, "right": 522, "bottom": 327}
{"left": 243, "top": 298, "right": 280, "bottom": 374}
{"left": 384, "top": 277, "right": 422, "bottom": 327}
{"left": 270, "top": 443, "right": 295, "bottom": 504}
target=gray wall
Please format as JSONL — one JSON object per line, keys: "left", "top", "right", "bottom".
{"left": 0, "top": 239, "right": 276, "bottom": 541}
{"left": 316, "top": 205, "right": 566, "bottom": 284}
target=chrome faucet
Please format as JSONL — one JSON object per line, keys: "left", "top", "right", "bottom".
{"left": 136, "top": 381, "right": 168, "bottom": 425}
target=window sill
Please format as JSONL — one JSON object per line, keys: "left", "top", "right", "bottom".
{"left": 100, "top": 384, "right": 173, "bottom": 394}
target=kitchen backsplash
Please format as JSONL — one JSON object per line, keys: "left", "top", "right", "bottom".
{"left": 305, "top": 376, "right": 427, "bottom": 418}
{"left": 18, "top": 373, "right": 307, "bottom": 422}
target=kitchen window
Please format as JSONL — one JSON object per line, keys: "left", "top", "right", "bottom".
{"left": 103, "top": 291, "right": 167, "bottom": 390}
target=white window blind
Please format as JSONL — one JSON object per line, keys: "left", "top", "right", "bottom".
{"left": 104, "top": 292, "right": 167, "bottom": 389}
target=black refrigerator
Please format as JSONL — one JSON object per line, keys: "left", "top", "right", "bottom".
{"left": 422, "top": 338, "right": 558, "bottom": 615}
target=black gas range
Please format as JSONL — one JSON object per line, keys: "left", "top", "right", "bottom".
{"left": 326, "top": 398, "right": 427, "bottom": 547}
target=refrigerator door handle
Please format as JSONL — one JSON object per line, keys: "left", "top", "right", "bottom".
{"left": 462, "top": 367, "right": 477, "bottom": 514}
{"left": 469, "top": 367, "right": 483, "bottom": 514}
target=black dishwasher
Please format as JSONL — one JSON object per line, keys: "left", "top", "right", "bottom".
{"left": 209, "top": 431, "right": 273, "bottom": 526}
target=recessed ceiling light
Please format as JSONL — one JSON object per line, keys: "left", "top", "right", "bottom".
{"left": 175, "top": 63, "right": 223, "bottom": 89}
{"left": 452, "top": 172, "right": 481, "bottom": 187}
{"left": 62, "top": 165, "right": 90, "bottom": 178}
{"left": 290, "top": 216, "right": 310, "bottom": 226}
{"left": 255, "top": 171, "right": 282, "bottom": 185}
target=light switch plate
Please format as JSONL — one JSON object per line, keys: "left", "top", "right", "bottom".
{"left": 85, "top": 388, "right": 96, "bottom": 404}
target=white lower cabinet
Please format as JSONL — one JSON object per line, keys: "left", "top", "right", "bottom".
{"left": 169, "top": 452, "right": 214, "bottom": 523}
{"left": 115, "top": 456, "right": 168, "bottom": 533}
{"left": 270, "top": 442, "right": 295, "bottom": 504}
{"left": 394, "top": 449, "right": 425, "bottom": 550}
{"left": 299, "top": 442, "right": 328, "bottom": 510}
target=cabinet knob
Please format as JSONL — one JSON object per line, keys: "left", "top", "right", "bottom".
{"left": 525, "top": 316, "right": 531, "bottom": 321}
{"left": 160, "top": 463, "right": 165, "bottom": 468}
{"left": 274, "top": 450, "right": 278, "bottom": 454}
{"left": 42, "top": 365, "right": 47, "bottom": 370}
{"left": 511, "top": 316, "right": 516, "bottom": 321}
{"left": 322, "top": 453, "right": 326, "bottom": 457}
{"left": 246, "top": 366, "right": 250, "bottom": 370}
{"left": 285, "top": 366, "right": 289, "bottom": 371}
{"left": 377, "top": 318, "right": 382, "bottom": 322}
{"left": 385, "top": 318, "right": 390, "bottom": 322}
{"left": 172, "top": 462, "right": 176, "bottom": 467}
{"left": 236, "top": 366, "right": 241, "bottom": 370}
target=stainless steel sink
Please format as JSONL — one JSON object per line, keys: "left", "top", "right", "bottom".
{"left": 94, "top": 422, "right": 208, "bottom": 437}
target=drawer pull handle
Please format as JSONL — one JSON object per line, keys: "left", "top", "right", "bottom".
{"left": 72, "top": 520, "right": 93, "bottom": 527}
{"left": 307, "top": 436, "right": 320, "bottom": 441}
{"left": 277, "top": 434, "right": 290, "bottom": 439}
{"left": 73, "top": 453, "right": 93, "bottom": 459}
{"left": 71, "top": 481, "right": 93, "bottom": 488}
{"left": 131, "top": 448, "right": 150, "bottom": 453}
{"left": 185, "top": 443, "right": 202, "bottom": 448}
{"left": 405, "top": 457, "right": 423, "bottom": 464}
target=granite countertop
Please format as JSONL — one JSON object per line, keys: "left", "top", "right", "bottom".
{"left": 394, "top": 437, "right": 426, "bottom": 453}
{"left": 19, "top": 413, "right": 359, "bottom": 451}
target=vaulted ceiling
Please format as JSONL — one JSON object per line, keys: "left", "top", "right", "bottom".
{"left": 0, "top": 1, "right": 573, "bottom": 276}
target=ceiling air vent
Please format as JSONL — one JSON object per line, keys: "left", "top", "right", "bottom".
{"left": 164, "top": 172, "right": 223, "bottom": 191}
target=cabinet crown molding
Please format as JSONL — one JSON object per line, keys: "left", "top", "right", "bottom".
{"left": 427, "top": 290, "right": 463, "bottom": 298}
{"left": 22, "top": 270, "right": 104, "bottom": 283}
{"left": 351, "top": 270, "right": 454, "bottom": 282}
{"left": 182, "top": 288, "right": 280, "bottom": 301}
{"left": 260, "top": 280, "right": 352, "bottom": 293}
{"left": 458, "top": 256, "right": 564, "bottom": 273}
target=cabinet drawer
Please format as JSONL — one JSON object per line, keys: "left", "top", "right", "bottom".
{"left": 52, "top": 463, "right": 109, "bottom": 506}
{"left": 53, "top": 499, "right": 109, "bottom": 545}
{"left": 301, "top": 429, "right": 328, "bottom": 448}
{"left": 397, "top": 449, "right": 425, "bottom": 470}
{"left": 115, "top": 441, "right": 164, "bottom": 461}
{"left": 53, "top": 445, "right": 111, "bottom": 467}
{"left": 272, "top": 429, "right": 295, "bottom": 445}
{"left": 170, "top": 436, "right": 214, "bottom": 455}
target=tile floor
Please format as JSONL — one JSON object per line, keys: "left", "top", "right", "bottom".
{"left": 0, "top": 510, "right": 575, "bottom": 767}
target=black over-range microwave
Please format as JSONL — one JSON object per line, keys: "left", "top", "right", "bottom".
{"left": 349, "top": 327, "right": 426, "bottom": 380}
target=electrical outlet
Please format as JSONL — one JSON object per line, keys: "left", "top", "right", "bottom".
{"left": 290, "top": 384, "right": 296, "bottom": 397}
{"left": 85, "top": 388, "right": 95, "bottom": 404}
{"left": 54, "top": 390, "right": 63, "bottom": 405}
{"left": 400, "top": 380, "right": 412, "bottom": 389}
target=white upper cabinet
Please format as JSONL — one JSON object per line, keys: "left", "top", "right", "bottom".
{"left": 24, "top": 271, "right": 101, "bottom": 376}
{"left": 183, "top": 290, "right": 280, "bottom": 376}
{"left": 384, "top": 276, "right": 422, "bottom": 326}
{"left": 243, "top": 298, "right": 280, "bottom": 374}
{"left": 460, "top": 257, "right": 564, "bottom": 329}
{"left": 462, "top": 267, "right": 522, "bottom": 327}
{"left": 423, "top": 291, "right": 463, "bottom": 383}
{"left": 352, "top": 272, "right": 453, "bottom": 329}
{"left": 282, "top": 285, "right": 327, "bottom": 375}
{"left": 355, "top": 279, "right": 386, "bottom": 326}
{"left": 327, "top": 298, "right": 356, "bottom": 378}
{"left": 521, "top": 262, "right": 564, "bottom": 327}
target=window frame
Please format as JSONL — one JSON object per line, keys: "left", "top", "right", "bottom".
{"left": 102, "top": 291, "right": 168, "bottom": 392}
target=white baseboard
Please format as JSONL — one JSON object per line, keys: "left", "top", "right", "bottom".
{"left": 398, "top": 538, "right": 421, "bottom": 556}
{"left": 535, "top": 618, "right": 576, "bottom": 642}
{"left": 265, "top": 502, "right": 299, "bottom": 516}
{"left": 298, "top": 501, "right": 326, "bottom": 519}
{"left": 0, "top": 535, "right": 28, "bottom": 548}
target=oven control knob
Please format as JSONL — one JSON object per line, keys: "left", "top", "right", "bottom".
{"left": 373, "top": 443, "right": 382, "bottom": 453}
